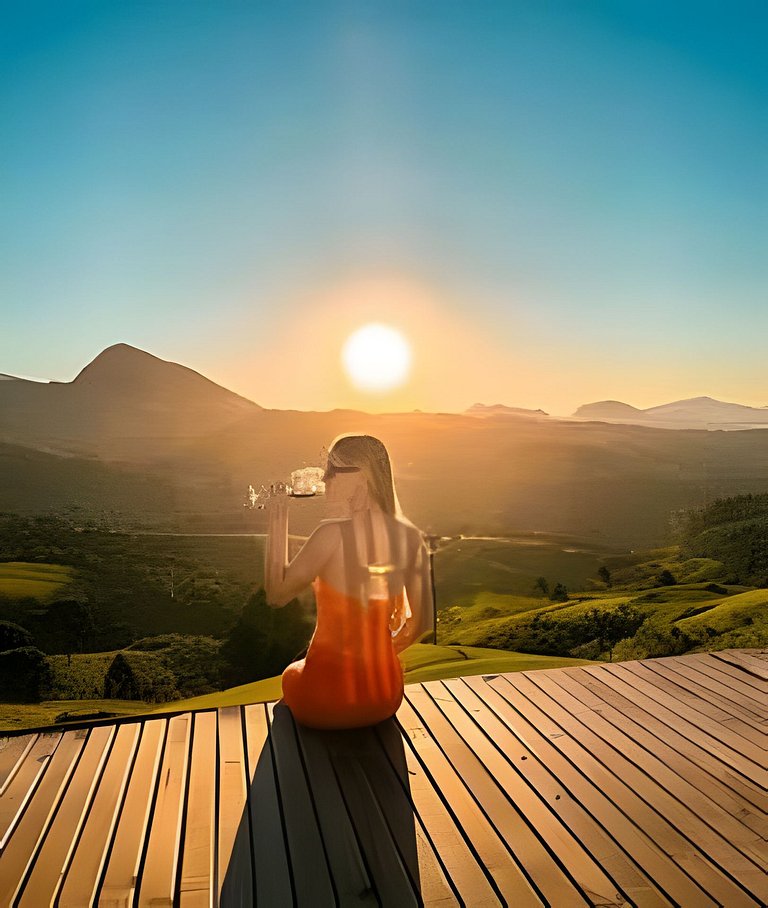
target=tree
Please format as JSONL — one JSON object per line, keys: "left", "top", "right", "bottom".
{"left": 220, "top": 587, "right": 310, "bottom": 686}
{"left": 534, "top": 577, "right": 549, "bottom": 596}
{"left": 0, "top": 646, "right": 54, "bottom": 702}
{"left": 549, "top": 583, "right": 569, "bottom": 603}
{"left": 577, "top": 603, "right": 645, "bottom": 662}
{"left": 47, "top": 598, "right": 96, "bottom": 665}
{"left": 658, "top": 569, "right": 676, "bottom": 586}
{"left": 597, "top": 566, "right": 612, "bottom": 587}
{"left": 126, "top": 634, "right": 224, "bottom": 697}
{"left": 0, "top": 620, "right": 34, "bottom": 651}
{"left": 103, "top": 652, "right": 179, "bottom": 702}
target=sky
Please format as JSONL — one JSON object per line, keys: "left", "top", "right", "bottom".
{"left": 2, "top": 1, "right": 766, "bottom": 416}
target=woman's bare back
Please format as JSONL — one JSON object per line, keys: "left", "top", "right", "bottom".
{"left": 317, "top": 509, "right": 422, "bottom": 600}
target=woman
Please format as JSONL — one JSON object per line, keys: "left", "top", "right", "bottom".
{"left": 264, "top": 433, "right": 434, "bottom": 730}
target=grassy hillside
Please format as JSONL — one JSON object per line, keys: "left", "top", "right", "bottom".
{"left": 0, "top": 441, "right": 176, "bottom": 525}
{"left": 0, "top": 562, "right": 74, "bottom": 601}
{"left": 0, "top": 516, "right": 266, "bottom": 649}
{"left": 681, "top": 492, "right": 768, "bottom": 586}
{"left": 674, "top": 589, "right": 768, "bottom": 647}
{"left": 143, "top": 643, "right": 596, "bottom": 714}
{"left": 0, "top": 699, "right": 160, "bottom": 732}
{"left": 2, "top": 493, "right": 766, "bottom": 732}
{"left": 433, "top": 536, "right": 612, "bottom": 606}
{"left": 438, "top": 546, "right": 766, "bottom": 661}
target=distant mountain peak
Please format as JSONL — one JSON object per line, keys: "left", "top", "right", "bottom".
{"left": 466, "top": 402, "right": 549, "bottom": 418}
{"left": 572, "top": 400, "right": 644, "bottom": 418}
{"left": 573, "top": 395, "right": 768, "bottom": 429}
{"left": 69, "top": 343, "right": 262, "bottom": 409}
{"left": 72, "top": 343, "right": 167, "bottom": 382}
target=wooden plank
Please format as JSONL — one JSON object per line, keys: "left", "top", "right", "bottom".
{"left": 0, "top": 731, "right": 61, "bottom": 847}
{"left": 374, "top": 715, "right": 460, "bottom": 908}
{"left": 551, "top": 668, "right": 768, "bottom": 857}
{"left": 694, "top": 652, "right": 767, "bottom": 697}
{"left": 620, "top": 660, "right": 768, "bottom": 751}
{"left": 582, "top": 663, "right": 767, "bottom": 783}
{"left": 0, "top": 729, "right": 86, "bottom": 907}
{"left": 178, "top": 711, "right": 217, "bottom": 908}
{"left": 528, "top": 670, "right": 768, "bottom": 900}
{"left": 217, "top": 705, "right": 254, "bottom": 906}
{"left": 288, "top": 716, "right": 382, "bottom": 905}
{"left": 414, "top": 681, "right": 603, "bottom": 906}
{"left": 711, "top": 650, "right": 768, "bottom": 682}
{"left": 565, "top": 666, "right": 767, "bottom": 814}
{"left": 135, "top": 712, "right": 191, "bottom": 906}
{"left": 653, "top": 657, "right": 768, "bottom": 722}
{"left": 611, "top": 659, "right": 768, "bottom": 767}
{"left": 241, "top": 702, "right": 293, "bottom": 906}
{"left": 399, "top": 689, "right": 546, "bottom": 907}
{"left": 17, "top": 724, "right": 115, "bottom": 907}
{"left": 395, "top": 703, "right": 503, "bottom": 907}
{"left": 263, "top": 700, "right": 336, "bottom": 906}
{"left": 502, "top": 671, "right": 763, "bottom": 908}
{"left": 409, "top": 682, "right": 592, "bottom": 905}
{"left": 0, "top": 733, "right": 36, "bottom": 793}
{"left": 318, "top": 719, "right": 422, "bottom": 906}
{"left": 97, "top": 718, "right": 167, "bottom": 907}
{"left": 462, "top": 672, "right": 694, "bottom": 908}
{"left": 681, "top": 654, "right": 768, "bottom": 711}
{"left": 467, "top": 672, "right": 721, "bottom": 908}
{"left": 58, "top": 722, "right": 142, "bottom": 908}
{"left": 445, "top": 676, "right": 675, "bottom": 908}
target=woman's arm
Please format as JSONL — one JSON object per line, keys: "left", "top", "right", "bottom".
{"left": 264, "top": 496, "right": 337, "bottom": 608}
{"left": 393, "top": 532, "right": 434, "bottom": 654}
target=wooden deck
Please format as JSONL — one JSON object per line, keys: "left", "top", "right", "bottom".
{"left": 0, "top": 648, "right": 766, "bottom": 907}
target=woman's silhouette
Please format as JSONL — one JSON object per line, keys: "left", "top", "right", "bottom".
{"left": 220, "top": 435, "right": 429, "bottom": 905}
{"left": 264, "top": 433, "right": 434, "bottom": 730}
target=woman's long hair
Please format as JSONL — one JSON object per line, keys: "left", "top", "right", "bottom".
{"left": 325, "top": 433, "right": 409, "bottom": 520}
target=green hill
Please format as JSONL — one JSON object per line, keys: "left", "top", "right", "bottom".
{"left": 682, "top": 493, "right": 768, "bottom": 586}
{"left": 0, "top": 562, "right": 74, "bottom": 601}
{"left": 0, "top": 643, "right": 597, "bottom": 731}
{"left": 142, "top": 643, "right": 596, "bottom": 715}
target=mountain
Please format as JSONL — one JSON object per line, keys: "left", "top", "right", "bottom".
{"left": 3, "top": 345, "right": 768, "bottom": 546}
{"left": 0, "top": 344, "right": 262, "bottom": 457}
{"left": 465, "top": 403, "right": 549, "bottom": 418}
{"left": 573, "top": 396, "right": 768, "bottom": 430}
{"left": 573, "top": 401, "right": 645, "bottom": 420}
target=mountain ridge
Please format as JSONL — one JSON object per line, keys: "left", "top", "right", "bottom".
{"left": 3, "top": 344, "right": 768, "bottom": 546}
{"left": 0, "top": 343, "right": 262, "bottom": 457}
{"left": 573, "top": 396, "right": 768, "bottom": 429}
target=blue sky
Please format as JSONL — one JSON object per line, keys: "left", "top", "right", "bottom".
{"left": 2, "top": 1, "right": 766, "bottom": 414}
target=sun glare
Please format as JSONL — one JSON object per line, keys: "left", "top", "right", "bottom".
{"left": 342, "top": 323, "right": 411, "bottom": 392}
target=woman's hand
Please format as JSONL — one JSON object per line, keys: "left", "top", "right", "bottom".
{"left": 264, "top": 483, "right": 290, "bottom": 512}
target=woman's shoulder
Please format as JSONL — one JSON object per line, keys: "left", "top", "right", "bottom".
{"left": 391, "top": 514, "right": 424, "bottom": 539}
{"left": 318, "top": 512, "right": 422, "bottom": 541}
{"left": 317, "top": 517, "right": 350, "bottom": 528}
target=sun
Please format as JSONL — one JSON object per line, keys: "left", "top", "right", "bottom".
{"left": 341, "top": 323, "right": 411, "bottom": 392}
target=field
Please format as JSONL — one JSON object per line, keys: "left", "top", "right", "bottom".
{"left": 48, "top": 652, "right": 121, "bottom": 699}
{"left": 0, "top": 699, "right": 159, "bottom": 732}
{"left": 433, "top": 535, "right": 614, "bottom": 606}
{"left": 0, "top": 562, "right": 74, "bottom": 601}
{"left": 1, "top": 510, "right": 765, "bottom": 732}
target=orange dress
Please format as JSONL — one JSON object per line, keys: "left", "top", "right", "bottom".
{"left": 281, "top": 575, "right": 406, "bottom": 730}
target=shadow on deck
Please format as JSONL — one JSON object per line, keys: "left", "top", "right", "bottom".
{"left": 0, "top": 648, "right": 766, "bottom": 906}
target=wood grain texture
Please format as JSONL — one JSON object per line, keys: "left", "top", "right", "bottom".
{"left": 0, "top": 649, "right": 764, "bottom": 907}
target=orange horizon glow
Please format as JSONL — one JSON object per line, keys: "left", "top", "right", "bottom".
{"left": 174, "top": 273, "right": 768, "bottom": 418}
